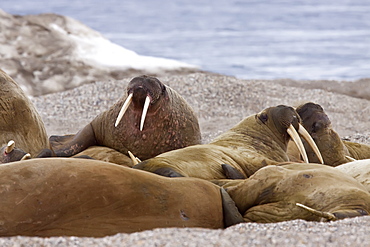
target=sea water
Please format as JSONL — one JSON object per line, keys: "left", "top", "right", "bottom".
{"left": 2, "top": 0, "right": 370, "bottom": 80}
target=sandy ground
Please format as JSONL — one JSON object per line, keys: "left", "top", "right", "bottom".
{"left": 1, "top": 72, "right": 369, "bottom": 246}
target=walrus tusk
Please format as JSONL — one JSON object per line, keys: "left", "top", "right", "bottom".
{"left": 287, "top": 125, "right": 309, "bottom": 163}
{"left": 296, "top": 203, "right": 337, "bottom": 221}
{"left": 115, "top": 93, "right": 133, "bottom": 127}
{"left": 345, "top": 155, "right": 356, "bottom": 162}
{"left": 297, "top": 124, "right": 324, "bottom": 164}
{"left": 20, "top": 153, "right": 31, "bottom": 160}
{"left": 128, "top": 151, "right": 141, "bottom": 165}
{"left": 140, "top": 96, "right": 151, "bottom": 131}
{"left": 5, "top": 140, "right": 15, "bottom": 154}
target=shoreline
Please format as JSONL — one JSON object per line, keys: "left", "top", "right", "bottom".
{"left": 4, "top": 72, "right": 367, "bottom": 246}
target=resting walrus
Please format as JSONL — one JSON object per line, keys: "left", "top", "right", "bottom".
{"left": 134, "top": 105, "right": 322, "bottom": 179}
{"left": 49, "top": 75, "right": 201, "bottom": 164}
{"left": 0, "top": 140, "right": 31, "bottom": 163}
{"left": 288, "top": 102, "right": 370, "bottom": 166}
{"left": 215, "top": 163, "right": 370, "bottom": 223}
{"left": 0, "top": 158, "right": 243, "bottom": 237}
{"left": 0, "top": 69, "right": 50, "bottom": 159}
{"left": 335, "top": 159, "right": 370, "bottom": 193}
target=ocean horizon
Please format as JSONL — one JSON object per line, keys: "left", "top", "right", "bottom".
{"left": 2, "top": 0, "right": 370, "bottom": 81}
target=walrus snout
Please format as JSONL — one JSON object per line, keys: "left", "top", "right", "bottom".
{"left": 0, "top": 140, "right": 30, "bottom": 163}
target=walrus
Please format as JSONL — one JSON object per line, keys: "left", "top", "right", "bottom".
{"left": 134, "top": 105, "right": 323, "bottom": 179}
{"left": 288, "top": 102, "right": 370, "bottom": 166}
{"left": 0, "top": 140, "right": 31, "bottom": 163}
{"left": 335, "top": 159, "right": 370, "bottom": 193}
{"left": 214, "top": 163, "right": 370, "bottom": 223}
{"left": 0, "top": 157, "right": 243, "bottom": 237}
{"left": 0, "top": 69, "right": 50, "bottom": 157}
{"left": 71, "top": 146, "right": 135, "bottom": 167}
{"left": 49, "top": 75, "right": 201, "bottom": 164}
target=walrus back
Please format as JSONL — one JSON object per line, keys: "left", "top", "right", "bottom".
{"left": 0, "top": 69, "right": 49, "bottom": 156}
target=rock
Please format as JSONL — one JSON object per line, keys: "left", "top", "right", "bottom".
{"left": 0, "top": 9, "right": 198, "bottom": 96}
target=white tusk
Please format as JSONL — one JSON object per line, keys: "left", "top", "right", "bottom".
{"left": 287, "top": 124, "right": 309, "bottom": 163}
{"left": 140, "top": 96, "right": 150, "bottom": 131}
{"left": 296, "top": 203, "right": 337, "bottom": 221}
{"left": 21, "top": 153, "right": 31, "bottom": 160}
{"left": 128, "top": 151, "right": 140, "bottom": 165}
{"left": 345, "top": 155, "right": 356, "bottom": 162}
{"left": 115, "top": 93, "right": 133, "bottom": 127}
{"left": 298, "top": 124, "right": 324, "bottom": 164}
{"left": 5, "top": 140, "right": 15, "bottom": 154}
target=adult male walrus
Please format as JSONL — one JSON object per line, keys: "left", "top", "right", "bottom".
{"left": 215, "top": 163, "right": 370, "bottom": 223}
{"left": 0, "top": 69, "right": 50, "bottom": 157}
{"left": 134, "top": 105, "right": 323, "bottom": 179}
{"left": 288, "top": 102, "right": 370, "bottom": 166}
{"left": 0, "top": 158, "right": 243, "bottom": 237}
{"left": 49, "top": 75, "right": 201, "bottom": 163}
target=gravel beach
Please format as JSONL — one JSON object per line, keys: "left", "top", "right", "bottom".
{"left": 2, "top": 72, "right": 369, "bottom": 246}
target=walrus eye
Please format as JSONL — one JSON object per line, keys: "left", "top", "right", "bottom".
{"left": 258, "top": 113, "right": 268, "bottom": 123}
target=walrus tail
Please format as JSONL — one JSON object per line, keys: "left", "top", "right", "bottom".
{"left": 296, "top": 203, "right": 337, "bottom": 221}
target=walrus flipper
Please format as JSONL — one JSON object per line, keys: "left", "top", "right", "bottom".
{"left": 220, "top": 188, "right": 244, "bottom": 227}
{"left": 153, "top": 167, "right": 185, "bottom": 177}
{"left": 49, "top": 124, "right": 97, "bottom": 157}
{"left": 35, "top": 149, "right": 56, "bottom": 158}
{"left": 221, "top": 164, "right": 246, "bottom": 179}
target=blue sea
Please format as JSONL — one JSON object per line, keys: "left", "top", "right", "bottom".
{"left": 2, "top": 0, "right": 370, "bottom": 80}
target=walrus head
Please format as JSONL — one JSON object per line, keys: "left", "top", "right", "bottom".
{"left": 256, "top": 105, "right": 323, "bottom": 164}
{"left": 296, "top": 102, "right": 350, "bottom": 165}
{"left": 115, "top": 75, "right": 166, "bottom": 131}
{"left": 0, "top": 140, "right": 31, "bottom": 163}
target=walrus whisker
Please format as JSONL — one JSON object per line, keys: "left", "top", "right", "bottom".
{"left": 114, "top": 93, "right": 133, "bottom": 127}
{"left": 20, "top": 153, "right": 31, "bottom": 160}
{"left": 298, "top": 124, "right": 324, "bottom": 164}
{"left": 5, "top": 140, "right": 15, "bottom": 154}
{"left": 140, "top": 95, "right": 151, "bottom": 131}
{"left": 128, "top": 151, "right": 140, "bottom": 165}
{"left": 287, "top": 125, "right": 309, "bottom": 163}
{"left": 296, "top": 203, "right": 337, "bottom": 221}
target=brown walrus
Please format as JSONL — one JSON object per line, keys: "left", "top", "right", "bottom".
{"left": 134, "top": 105, "right": 322, "bottom": 179}
{"left": 0, "top": 157, "right": 243, "bottom": 237}
{"left": 215, "top": 163, "right": 370, "bottom": 223}
{"left": 49, "top": 75, "right": 201, "bottom": 163}
{"left": 71, "top": 146, "right": 135, "bottom": 167}
{"left": 0, "top": 69, "right": 50, "bottom": 158}
{"left": 335, "top": 159, "right": 370, "bottom": 193}
{"left": 288, "top": 102, "right": 370, "bottom": 166}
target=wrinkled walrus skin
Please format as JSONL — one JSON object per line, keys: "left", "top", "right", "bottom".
{"left": 0, "top": 69, "right": 49, "bottom": 159}
{"left": 134, "top": 105, "right": 318, "bottom": 179}
{"left": 50, "top": 75, "right": 201, "bottom": 164}
{"left": 216, "top": 163, "right": 370, "bottom": 223}
{"left": 0, "top": 158, "right": 244, "bottom": 237}
{"left": 288, "top": 102, "right": 370, "bottom": 166}
{"left": 336, "top": 159, "right": 370, "bottom": 193}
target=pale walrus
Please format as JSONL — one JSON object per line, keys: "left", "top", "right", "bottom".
{"left": 134, "top": 105, "right": 323, "bottom": 179}
{"left": 335, "top": 159, "right": 370, "bottom": 193}
{"left": 49, "top": 75, "right": 201, "bottom": 164}
{"left": 0, "top": 158, "right": 243, "bottom": 237}
{"left": 215, "top": 163, "right": 370, "bottom": 223}
{"left": 288, "top": 102, "right": 370, "bottom": 166}
{"left": 0, "top": 69, "right": 50, "bottom": 158}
